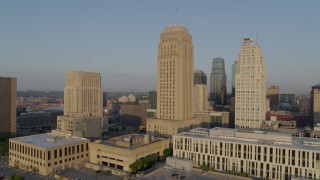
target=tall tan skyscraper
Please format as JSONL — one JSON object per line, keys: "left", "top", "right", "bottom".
{"left": 235, "top": 38, "right": 266, "bottom": 129}
{"left": 156, "top": 25, "right": 194, "bottom": 120}
{"left": 147, "top": 25, "right": 200, "bottom": 136}
{"left": 311, "top": 84, "right": 320, "bottom": 128}
{"left": 0, "top": 77, "right": 17, "bottom": 137}
{"left": 64, "top": 71, "right": 103, "bottom": 117}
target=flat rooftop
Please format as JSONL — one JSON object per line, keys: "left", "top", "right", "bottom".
{"left": 96, "top": 134, "right": 167, "bottom": 150}
{"left": 11, "top": 133, "right": 89, "bottom": 148}
{"left": 176, "top": 127, "right": 320, "bottom": 151}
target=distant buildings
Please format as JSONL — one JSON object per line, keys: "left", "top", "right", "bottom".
{"left": 103, "top": 92, "right": 107, "bottom": 108}
{"left": 58, "top": 71, "right": 104, "bottom": 137}
{"left": 210, "top": 57, "right": 227, "bottom": 105}
{"left": 148, "top": 91, "right": 157, "bottom": 109}
{"left": 17, "top": 110, "right": 63, "bottom": 132}
{"left": 0, "top": 76, "right": 17, "bottom": 138}
{"left": 311, "top": 84, "right": 320, "bottom": 128}
{"left": 147, "top": 25, "right": 200, "bottom": 137}
{"left": 235, "top": 38, "right": 266, "bottom": 129}
{"left": 231, "top": 61, "right": 237, "bottom": 97}
{"left": 280, "top": 93, "right": 296, "bottom": 106}
{"left": 200, "top": 112, "right": 230, "bottom": 128}
{"left": 57, "top": 114, "right": 102, "bottom": 138}
{"left": 193, "top": 70, "right": 208, "bottom": 112}
{"left": 194, "top": 70, "right": 207, "bottom": 85}
{"left": 267, "top": 86, "right": 280, "bottom": 111}
{"left": 298, "top": 97, "right": 310, "bottom": 115}
{"left": 173, "top": 127, "right": 320, "bottom": 180}
{"left": 266, "top": 111, "right": 309, "bottom": 128}
{"left": 64, "top": 71, "right": 103, "bottom": 117}
{"left": 120, "top": 102, "right": 151, "bottom": 131}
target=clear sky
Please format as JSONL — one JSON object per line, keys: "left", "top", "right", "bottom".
{"left": 1, "top": 1, "right": 319, "bottom": 94}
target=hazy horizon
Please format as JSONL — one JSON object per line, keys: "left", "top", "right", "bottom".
{"left": 1, "top": 1, "right": 319, "bottom": 95}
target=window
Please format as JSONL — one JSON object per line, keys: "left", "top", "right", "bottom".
{"left": 48, "top": 151, "right": 51, "bottom": 160}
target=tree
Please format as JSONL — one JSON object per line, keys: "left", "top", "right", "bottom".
{"left": 10, "top": 174, "right": 21, "bottom": 180}
{"left": 32, "top": 167, "right": 39, "bottom": 174}
{"left": 163, "top": 148, "right": 173, "bottom": 157}
{"left": 129, "top": 159, "right": 143, "bottom": 174}
{"left": 0, "top": 137, "right": 10, "bottom": 156}
{"left": 26, "top": 165, "right": 30, "bottom": 172}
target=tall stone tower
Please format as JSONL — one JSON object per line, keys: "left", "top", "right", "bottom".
{"left": 235, "top": 38, "right": 266, "bottom": 129}
{"left": 147, "top": 25, "right": 200, "bottom": 137}
{"left": 64, "top": 71, "right": 103, "bottom": 117}
{"left": 156, "top": 25, "right": 194, "bottom": 120}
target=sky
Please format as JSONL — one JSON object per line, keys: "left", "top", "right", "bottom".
{"left": 0, "top": 1, "right": 319, "bottom": 95}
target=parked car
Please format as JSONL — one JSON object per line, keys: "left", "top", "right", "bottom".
{"left": 202, "top": 171, "right": 208, "bottom": 175}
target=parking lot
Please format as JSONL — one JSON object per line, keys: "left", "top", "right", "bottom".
{"left": 141, "top": 166, "right": 250, "bottom": 180}
{"left": 58, "top": 168, "right": 123, "bottom": 180}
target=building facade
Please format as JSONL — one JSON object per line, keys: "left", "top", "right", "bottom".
{"left": 193, "top": 84, "right": 208, "bottom": 112}
{"left": 311, "top": 85, "right": 320, "bottom": 128}
{"left": 210, "top": 57, "right": 227, "bottom": 105}
{"left": 149, "top": 91, "right": 157, "bottom": 109}
{"left": 120, "top": 102, "right": 151, "bottom": 131}
{"left": 57, "top": 115, "right": 102, "bottom": 138}
{"left": 0, "top": 77, "right": 17, "bottom": 138}
{"left": 173, "top": 127, "right": 320, "bottom": 180}
{"left": 9, "top": 130, "right": 89, "bottom": 176}
{"left": 18, "top": 110, "right": 63, "bottom": 131}
{"left": 193, "top": 70, "right": 208, "bottom": 112}
{"left": 235, "top": 38, "right": 266, "bottom": 129}
{"left": 89, "top": 134, "right": 170, "bottom": 172}
{"left": 298, "top": 98, "right": 310, "bottom": 115}
{"left": 231, "top": 61, "right": 237, "bottom": 97}
{"left": 147, "top": 25, "right": 201, "bottom": 137}
{"left": 267, "top": 86, "right": 280, "bottom": 111}
{"left": 64, "top": 71, "right": 103, "bottom": 117}
{"left": 156, "top": 25, "right": 194, "bottom": 120}
{"left": 194, "top": 70, "right": 207, "bottom": 85}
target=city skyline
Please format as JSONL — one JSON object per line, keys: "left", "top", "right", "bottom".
{"left": 1, "top": 1, "right": 320, "bottom": 94}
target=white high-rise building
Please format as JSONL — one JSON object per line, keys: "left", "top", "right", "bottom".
{"left": 235, "top": 38, "right": 266, "bottom": 129}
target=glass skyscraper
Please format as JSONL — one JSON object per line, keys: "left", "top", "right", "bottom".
{"left": 210, "top": 57, "right": 227, "bottom": 105}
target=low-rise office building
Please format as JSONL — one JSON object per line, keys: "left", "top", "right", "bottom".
{"left": 173, "top": 127, "right": 320, "bottom": 180}
{"left": 89, "top": 134, "right": 170, "bottom": 172}
{"left": 9, "top": 130, "right": 89, "bottom": 176}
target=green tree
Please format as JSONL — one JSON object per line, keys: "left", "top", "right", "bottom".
{"left": 10, "top": 174, "right": 21, "bottom": 180}
{"left": 0, "top": 138, "right": 9, "bottom": 156}
{"left": 163, "top": 148, "right": 173, "bottom": 157}
{"left": 26, "top": 165, "right": 30, "bottom": 172}
{"left": 143, "top": 155, "right": 157, "bottom": 169}
{"left": 129, "top": 159, "right": 143, "bottom": 174}
{"left": 32, "top": 166, "right": 39, "bottom": 174}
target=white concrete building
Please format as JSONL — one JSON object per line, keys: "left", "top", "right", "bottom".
{"left": 235, "top": 38, "right": 266, "bottom": 129}
{"left": 173, "top": 127, "right": 320, "bottom": 180}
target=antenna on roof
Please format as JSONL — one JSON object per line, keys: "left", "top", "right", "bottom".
{"left": 176, "top": 7, "right": 179, "bottom": 25}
